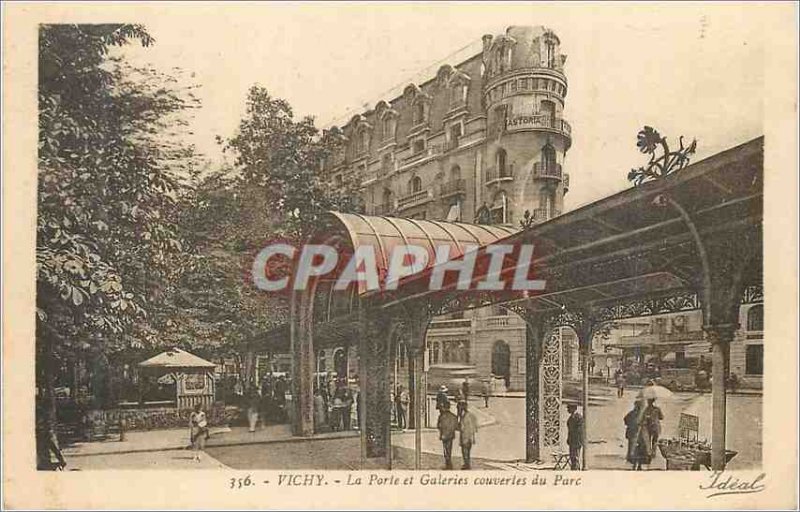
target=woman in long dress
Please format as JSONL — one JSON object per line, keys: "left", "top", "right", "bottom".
{"left": 624, "top": 400, "right": 652, "bottom": 470}
{"left": 189, "top": 403, "right": 208, "bottom": 462}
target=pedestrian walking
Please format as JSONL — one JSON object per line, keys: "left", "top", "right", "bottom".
{"left": 246, "top": 387, "right": 260, "bottom": 432}
{"left": 566, "top": 403, "right": 584, "bottom": 470}
{"left": 189, "top": 403, "right": 209, "bottom": 462}
{"left": 313, "top": 388, "right": 326, "bottom": 432}
{"left": 395, "top": 386, "right": 407, "bottom": 430}
{"left": 36, "top": 403, "right": 66, "bottom": 470}
{"left": 623, "top": 400, "right": 652, "bottom": 470}
{"left": 614, "top": 367, "right": 626, "bottom": 398}
{"left": 437, "top": 402, "right": 459, "bottom": 470}
{"left": 643, "top": 398, "right": 664, "bottom": 456}
{"left": 461, "top": 378, "right": 470, "bottom": 399}
{"left": 459, "top": 402, "right": 478, "bottom": 469}
{"left": 481, "top": 378, "right": 491, "bottom": 408}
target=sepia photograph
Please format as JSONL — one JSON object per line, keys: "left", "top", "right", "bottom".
{"left": 2, "top": 2, "right": 797, "bottom": 510}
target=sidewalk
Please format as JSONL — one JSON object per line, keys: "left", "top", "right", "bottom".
{"left": 62, "top": 423, "right": 358, "bottom": 457}
{"left": 63, "top": 403, "right": 494, "bottom": 459}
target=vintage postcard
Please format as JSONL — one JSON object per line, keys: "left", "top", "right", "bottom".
{"left": 2, "top": 2, "right": 798, "bottom": 510}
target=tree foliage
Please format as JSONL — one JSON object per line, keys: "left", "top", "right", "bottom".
{"left": 222, "top": 85, "right": 363, "bottom": 239}
{"left": 37, "top": 24, "right": 199, "bottom": 364}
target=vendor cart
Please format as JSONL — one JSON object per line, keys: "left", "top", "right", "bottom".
{"left": 658, "top": 413, "right": 737, "bottom": 470}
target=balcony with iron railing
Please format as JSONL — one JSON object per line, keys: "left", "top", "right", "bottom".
{"left": 440, "top": 178, "right": 466, "bottom": 198}
{"left": 402, "top": 144, "right": 441, "bottom": 166}
{"left": 429, "top": 318, "right": 473, "bottom": 330}
{"left": 532, "top": 162, "right": 563, "bottom": 180}
{"left": 485, "top": 165, "right": 514, "bottom": 185}
{"left": 529, "top": 208, "right": 562, "bottom": 223}
{"left": 397, "top": 190, "right": 431, "bottom": 210}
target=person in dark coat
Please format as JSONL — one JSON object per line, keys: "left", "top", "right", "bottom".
{"left": 624, "top": 400, "right": 652, "bottom": 470}
{"left": 394, "top": 385, "right": 407, "bottom": 430}
{"left": 437, "top": 402, "right": 459, "bottom": 470}
{"left": 566, "top": 403, "right": 584, "bottom": 470}
{"left": 644, "top": 398, "right": 664, "bottom": 456}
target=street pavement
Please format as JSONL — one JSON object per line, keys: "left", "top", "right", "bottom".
{"left": 60, "top": 387, "right": 761, "bottom": 471}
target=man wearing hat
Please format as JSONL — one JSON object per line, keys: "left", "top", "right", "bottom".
{"left": 436, "top": 384, "right": 450, "bottom": 413}
{"left": 566, "top": 402, "right": 584, "bottom": 470}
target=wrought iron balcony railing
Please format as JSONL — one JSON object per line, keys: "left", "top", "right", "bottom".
{"left": 532, "top": 162, "right": 563, "bottom": 179}
{"left": 402, "top": 144, "right": 441, "bottom": 165}
{"left": 440, "top": 179, "right": 466, "bottom": 197}
{"left": 485, "top": 166, "right": 514, "bottom": 184}
{"left": 530, "top": 208, "right": 562, "bottom": 222}
{"left": 397, "top": 190, "right": 430, "bottom": 210}
{"left": 429, "top": 318, "right": 473, "bottom": 330}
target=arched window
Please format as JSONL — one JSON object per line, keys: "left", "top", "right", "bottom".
{"left": 408, "top": 176, "right": 422, "bottom": 194}
{"left": 356, "top": 129, "right": 368, "bottom": 153}
{"left": 413, "top": 101, "right": 426, "bottom": 125}
{"left": 747, "top": 305, "right": 764, "bottom": 331}
{"left": 541, "top": 143, "right": 557, "bottom": 171}
{"left": 450, "top": 165, "right": 461, "bottom": 182}
{"left": 496, "top": 148, "right": 508, "bottom": 177}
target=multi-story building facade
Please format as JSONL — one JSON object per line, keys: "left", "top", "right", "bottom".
{"left": 317, "top": 26, "right": 573, "bottom": 391}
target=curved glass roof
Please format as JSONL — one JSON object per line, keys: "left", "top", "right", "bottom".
{"left": 316, "top": 212, "right": 518, "bottom": 295}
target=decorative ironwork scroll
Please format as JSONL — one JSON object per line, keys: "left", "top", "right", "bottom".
{"left": 539, "top": 328, "right": 562, "bottom": 450}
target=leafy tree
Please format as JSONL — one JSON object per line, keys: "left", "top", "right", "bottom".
{"left": 222, "top": 85, "right": 363, "bottom": 239}
{"left": 37, "top": 24, "right": 200, "bottom": 419}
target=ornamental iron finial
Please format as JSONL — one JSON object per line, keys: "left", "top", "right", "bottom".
{"left": 627, "top": 126, "right": 697, "bottom": 185}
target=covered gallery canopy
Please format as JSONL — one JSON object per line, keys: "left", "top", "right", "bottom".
{"left": 257, "top": 136, "right": 763, "bottom": 350}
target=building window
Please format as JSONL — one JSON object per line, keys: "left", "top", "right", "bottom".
{"left": 412, "top": 139, "right": 425, "bottom": 155}
{"left": 413, "top": 101, "right": 426, "bottom": 125}
{"left": 545, "top": 39, "right": 556, "bottom": 68}
{"left": 449, "top": 124, "right": 462, "bottom": 149}
{"left": 541, "top": 143, "right": 557, "bottom": 170}
{"left": 496, "top": 148, "right": 509, "bottom": 177}
{"left": 317, "top": 350, "right": 326, "bottom": 373}
{"left": 450, "top": 83, "right": 467, "bottom": 107}
{"left": 408, "top": 176, "right": 422, "bottom": 194}
{"left": 745, "top": 344, "right": 763, "bottom": 375}
{"left": 382, "top": 116, "right": 396, "bottom": 141}
{"left": 450, "top": 165, "right": 461, "bottom": 181}
{"left": 747, "top": 305, "right": 764, "bottom": 331}
{"left": 381, "top": 153, "right": 392, "bottom": 175}
{"left": 382, "top": 189, "right": 393, "bottom": 211}
{"left": 356, "top": 129, "right": 368, "bottom": 154}
{"left": 430, "top": 341, "right": 440, "bottom": 365}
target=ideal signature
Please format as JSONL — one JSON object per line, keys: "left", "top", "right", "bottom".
{"left": 700, "top": 471, "right": 766, "bottom": 498}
